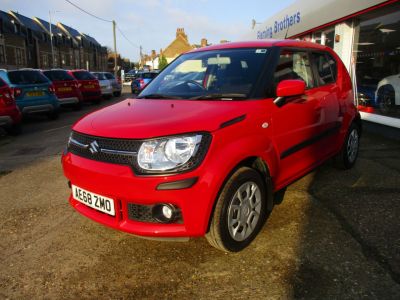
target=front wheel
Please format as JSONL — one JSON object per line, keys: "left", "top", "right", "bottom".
{"left": 206, "top": 167, "right": 268, "bottom": 252}
{"left": 335, "top": 123, "right": 360, "bottom": 169}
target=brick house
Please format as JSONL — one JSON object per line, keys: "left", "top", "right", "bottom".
{"left": 0, "top": 10, "right": 109, "bottom": 71}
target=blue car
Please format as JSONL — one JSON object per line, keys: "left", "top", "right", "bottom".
{"left": 0, "top": 69, "right": 60, "bottom": 120}
{"left": 131, "top": 71, "right": 158, "bottom": 94}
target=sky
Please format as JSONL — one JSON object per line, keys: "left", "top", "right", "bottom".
{"left": 0, "top": 0, "right": 295, "bottom": 62}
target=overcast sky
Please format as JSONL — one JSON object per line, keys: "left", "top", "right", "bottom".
{"left": 1, "top": 0, "right": 295, "bottom": 61}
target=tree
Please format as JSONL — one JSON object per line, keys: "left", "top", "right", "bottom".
{"left": 158, "top": 55, "right": 168, "bottom": 70}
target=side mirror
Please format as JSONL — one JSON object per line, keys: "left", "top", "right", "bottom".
{"left": 274, "top": 79, "right": 306, "bottom": 107}
{"left": 276, "top": 79, "right": 306, "bottom": 97}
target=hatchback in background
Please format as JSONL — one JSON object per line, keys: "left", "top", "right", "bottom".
{"left": 0, "top": 69, "right": 59, "bottom": 120}
{"left": 103, "top": 72, "right": 122, "bottom": 96}
{"left": 43, "top": 69, "right": 83, "bottom": 110}
{"left": 0, "top": 77, "right": 21, "bottom": 134}
{"left": 68, "top": 70, "right": 102, "bottom": 104}
{"left": 124, "top": 69, "right": 137, "bottom": 82}
{"left": 92, "top": 72, "right": 113, "bottom": 99}
{"left": 131, "top": 71, "right": 158, "bottom": 94}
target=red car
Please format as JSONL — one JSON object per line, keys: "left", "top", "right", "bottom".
{"left": 0, "top": 78, "right": 21, "bottom": 134}
{"left": 68, "top": 70, "right": 102, "bottom": 104}
{"left": 43, "top": 69, "right": 83, "bottom": 110}
{"left": 62, "top": 40, "right": 361, "bottom": 252}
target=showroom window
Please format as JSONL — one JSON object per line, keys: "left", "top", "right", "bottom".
{"left": 354, "top": 8, "right": 400, "bottom": 119}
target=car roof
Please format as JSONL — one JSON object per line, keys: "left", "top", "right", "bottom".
{"left": 190, "top": 39, "right": 329, "bottom": 53}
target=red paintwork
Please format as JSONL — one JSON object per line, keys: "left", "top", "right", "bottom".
{"left": 68, "top": 70, "right": 101, "bottom": 102}
{"left": 0, "top": 80, "right": 21, "bottom": 126}
{"left": 276, "top": 80, "right": 306, "bottom": 97}
{"left": 62, "top": 40, "right": 358, "bottom": 238}
{"left": 52, "top": 79, "right": 83, "bottom": 102}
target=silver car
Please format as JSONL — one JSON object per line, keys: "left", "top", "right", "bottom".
{"left": 104, "top": 72, "right": 122, "bottom": 96}
{"left": 92, "top": 72, "right": 113, "bottom": 99}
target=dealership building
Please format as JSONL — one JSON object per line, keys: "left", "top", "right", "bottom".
{"left": 247, "top": 0, "right": 400, "bottom": 129}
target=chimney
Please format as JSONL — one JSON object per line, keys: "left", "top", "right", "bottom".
{"left": 176, "top": 28, "right": 187, "bottom": 40}
{"left": 201, "top": 38, "right": 208, "bottom": 47}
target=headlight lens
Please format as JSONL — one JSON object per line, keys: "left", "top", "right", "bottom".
{"left": 138, "top": 134, "right": 204, "bottom": 172}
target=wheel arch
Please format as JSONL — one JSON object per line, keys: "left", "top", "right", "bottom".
{"left": 206, "top": 156, "right": 274, "bottom": 233}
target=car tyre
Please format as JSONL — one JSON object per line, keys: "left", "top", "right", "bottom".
{"left": 377, "top": 85, "right": 395, "bottom": 114}
{"left": 206, "top": 167, "right": 268, "bottom": 252}
{"left": 113, "top": 91, "right": 121, "bottom": 97}
{"left": 335, "top": 123, "right": 360, "bottom": 169}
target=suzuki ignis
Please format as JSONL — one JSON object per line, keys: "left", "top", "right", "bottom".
{"left": 62, "top": 40, "right": 361, "bottom": 252}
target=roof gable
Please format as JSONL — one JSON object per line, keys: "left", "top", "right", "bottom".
{"left": 163, "top": 35, "right": 193, "bottom": 58}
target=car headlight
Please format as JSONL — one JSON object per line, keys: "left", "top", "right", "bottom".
{"left": 137, "top": 133, "right": 210, "bottom": 173}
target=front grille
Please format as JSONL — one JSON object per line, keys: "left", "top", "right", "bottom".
{"left": 68, "top": 131, "right": 140, "bottom": 165}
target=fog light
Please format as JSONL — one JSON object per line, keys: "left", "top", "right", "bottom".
{"left": 152, "top": 204, "right": 177, "bottom": 223}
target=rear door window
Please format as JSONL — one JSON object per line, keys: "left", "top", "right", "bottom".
{"left": 104, "top": 73, "right": 115, "bottom": 80}
{"left": 312, "top": 52, "right": 337, "bottom": 85}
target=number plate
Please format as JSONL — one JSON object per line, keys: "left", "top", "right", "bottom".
{"left": 84, "top": 84, "right": 94, "bottom": 89}
{"left": 71, "top": 185, "right": 115, "bottom": 216}
{"left": 58, "top": 87, "right": 72, "bottom": 92}
{"left": 26, "top": 91, "right": 44, "bottom": 97}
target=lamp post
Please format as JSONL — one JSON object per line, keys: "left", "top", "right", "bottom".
{"left": 48, "top": 11, "right": 60, "bottom": 68}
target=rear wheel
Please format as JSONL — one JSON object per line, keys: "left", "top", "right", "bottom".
{"left": 6, "top": 123, "right": 22, "bottom": 135}
{"left": 377, "top": 85, "right": 395, "bottom": 114}
{"left": 335, "top": 123, "right": 360, "bottom": 169}
{"left": 113, "top": 91, "right": 121, "bottom": 97}
{"left": 206, "top": 167, "right": 268, "bottom": 252}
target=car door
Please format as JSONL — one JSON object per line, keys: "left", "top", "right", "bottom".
{"left": 271, "top": 49, "right": 326, "bottom": 186}
{"left": 310, "top": 51, "right": 342, "bottom": 157}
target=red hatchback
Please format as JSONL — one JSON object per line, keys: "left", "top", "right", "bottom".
{"left": 62, "top": 40, "right": 361, "bottom": 252}
{"left": 68, "top": 70, "right": 101, "bottom": 104}
{"left": 0, "top": 78, "right": 21, "bottom": 134}
{"left": 43, "top": 69, "right": 83, "bottom": 110}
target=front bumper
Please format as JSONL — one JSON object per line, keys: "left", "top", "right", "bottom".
{"left": 62, "top": 153, "right": 218, "bottom": 238}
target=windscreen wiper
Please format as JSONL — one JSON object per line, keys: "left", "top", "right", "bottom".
{"left": 190, "top": 93, "right": 247, "bottom": 100}
{"left": 137, "top": 94, "right": 182, "bottom": 99}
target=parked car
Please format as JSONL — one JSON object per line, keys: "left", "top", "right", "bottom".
{"left": 131, "top": 71, "right": 158, "bottom": 93}
{"left": 103, "top": 72, "right": 122, "bottom": 97}
{"left": 0, "top": 77, "right": 21, "bottom": 134}
{"left": 43, "top": 69, "right": 83, "bottom": 110}
{"left": 0, "top": 69, "right": 59, "bottom": 120}
{"left": 124, "top": 69, "right": 138, "bottom": 82}
{"left": 68, "top": 70, "right": 102, "bottom": 104}
{"left": 375, "top": 73, "right": 400, "bottom": 113}
{"left": 92, "top": 72, "right": 113, "bottom": 99}
{"left": 62, "top": 40, "right": 361, "bottom": 252}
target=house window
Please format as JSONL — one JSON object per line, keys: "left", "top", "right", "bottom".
{"left": 0, "top": 45, "right": 5, "bottom": 64}
{"left": 42, "top": 54, "right": 48, "bottom": 68}
{"left": 15, "top": 48, "right": 24, "bottom": 65}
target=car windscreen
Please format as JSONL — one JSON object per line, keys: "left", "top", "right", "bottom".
{"left": 93, "top": 73, "right": 107, "bottom": 80}
{"left": 43, "top": 70, "right": 75, "bottom": 81}
{"left": 104, "top": 73, "right": 115, "bottom": 80}
{"left": 139, "top": 48, "right": 270, "bottom": 100}
{"left": 72, "top": 71, "right": 96, "bottom": 80}
{"left": 8, "top": 70, "right": 50, "bottom": 85}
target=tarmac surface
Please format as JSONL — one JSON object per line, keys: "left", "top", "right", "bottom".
{"left": 0, "top": 88, "right": 399, "bottom": 299}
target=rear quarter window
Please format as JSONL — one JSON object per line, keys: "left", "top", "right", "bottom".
{"left": 104, "top": 73, "right": 115, "bottom": 80}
